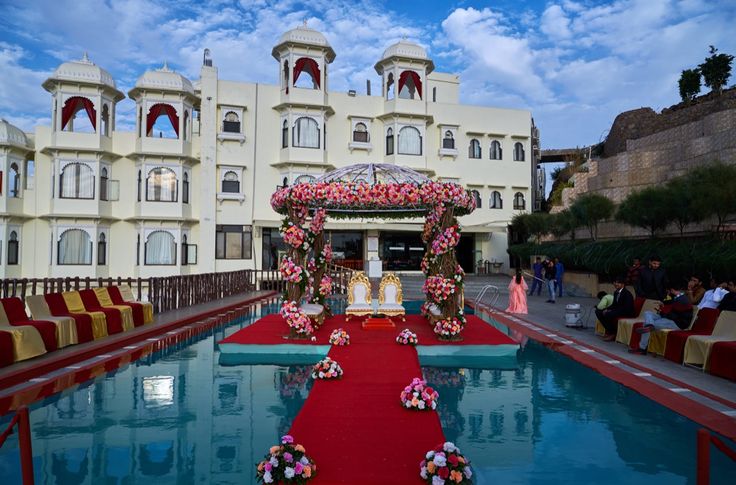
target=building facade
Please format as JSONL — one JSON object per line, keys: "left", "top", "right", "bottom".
{"left": 0, "top": 26, "right": 535, "bottom": 279}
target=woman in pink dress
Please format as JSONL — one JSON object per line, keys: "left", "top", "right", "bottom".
{"left": 506, "top": 270, "right": 529, "bottom": 314}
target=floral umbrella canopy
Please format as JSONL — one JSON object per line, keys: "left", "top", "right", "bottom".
{"left": 270, "top": 163, "right": 476, "bottom": 340}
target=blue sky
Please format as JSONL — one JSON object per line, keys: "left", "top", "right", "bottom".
{"left": 1, "top": 0, "right": 735, "bottom": 149}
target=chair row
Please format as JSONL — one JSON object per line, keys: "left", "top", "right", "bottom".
{"left": 345, "top": 272, "right": 405, "bottom": 320}
{"left": 0, "top": 286, "right": 154, "bottom": 367}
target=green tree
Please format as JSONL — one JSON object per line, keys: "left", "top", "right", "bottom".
{"left": 698, "top": 46, "right": 734, "bottom": 95}
{"left": 549, "top": 209, "right": 578, "bottom": 240}
{"left": 678, "top": 68, "right": 701, "bottom": 102}
{"left": 688, "top": 162, "right": 736, "bottom": 233}
{"left": 510, "top": 213, "right": 551, "bottom": 244}
{"left": 662, "top": 177, "right": 707, "bottom": 236}
{"left": 570, "top": 193, "right": 614, "bottom": 240}
{"left": 616, "top": 186, "right": 672, "bottom": 238}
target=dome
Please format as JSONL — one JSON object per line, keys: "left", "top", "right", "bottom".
{"left": 0, "top": 118, "right": 29, "bottom": 149}
{"left": 272, "top": 24, "right": 336, "bottom": 62}
{"left": 315, "top": 163, "right": 431, "bottom": 185}
{"left": 43, "top": 53, "right": 117, "bottom": 91}
{"left": 381, "top": 40, "right": 429, "bottom": 61}
{"left": 134, "top": 63, "right": 195, "bottom": 94}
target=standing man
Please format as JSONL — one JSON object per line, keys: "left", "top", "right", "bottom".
{"left": 626, "top": 257, "right": 642, "bottom": 287}
{"left": 554, "top": 257, "right": 565, "bottom": 298}
{"left": 596, "top": 276, "right": 635, "bottom": 341}
{"left": 544, "top": 258, "right": 557, "bottom": 303}
{"left": 635, "top": 255, "right": 667, "bottom": 301}
{"left": 529, "top": 257, "right": 543, "bottom": 296}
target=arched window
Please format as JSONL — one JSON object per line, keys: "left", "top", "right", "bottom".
{"left": 514, "top": 142, "right": 525, "bottom": 161}
{"left": 398, "top": 70, "right": 422, "bottom": 100}
{"left": 138, "top": 107, "right": 143, "bottom": 137}
{"left": 58, "top": 229, "right": 92, "bottom": 265}
{"left": 146, "top": 103, "right": 179, "bottom": 139}
{"left": 146, "top": 167, "right": 177, "bottom": 202}
{"left": 293, "top": 57, "right": 321, "bottom": 89}
{"left": 513, "top": 192, "right": 526, "bottom": 210}
{"left": 9, "top": 163, "right": 20, "bottom": 198}
{"left": 490, "top": 140, "right": 503, "bottom": 160}
{"left": 59, "top": 163, "right": 94, "bottom": 199}
{"left": 352, "top": 123, "right": 369, "bottom": 143}
{"left": 398, "top": 126, "right": 421, "bottom": 155}
{"left": 386, "top": 73, "right": 395, "bottom": 100}
{"left": 101, "top": 104, "right": 110, "bottom": 137}
{"left": 145, "top": 231, "right": 176, "bottom": 265}
{"left": 294, "top": 174, "right": 315, "bottom": 184}
{"left": 386, "top": 127, "right": 394, "bottom": 155}
{"left": 222, "top": 171, "right": 240, "bottom": 193}
{"left": 24, "top": 159, "right": 34, "bottom": 190}
{"left": 442, "top": 131, "right": 454, "bottom": 149}
{"left": 61, "top": 96, "right": 96, "bottom": 133}
{"left": 281, "top": 120, "right": 288, "bottom": 148}
{"left": 292, "top": 117, "right": 319, "bottom": 148}
{"left": 223, "top": 111, "right": 240, "bottom": 133}
{"left": 183, "top": 111, "right": 190, "bottom": 140}
{"left": 136, "top": 234, "right": 140, "bottom": 265}
{"left": 100, "top": 167, "right": 108, "bottom": 201}
{"left": 97, "top": 233, "right": 107, "bottom": 265}
{"left": 181, "top": 234, "right": 188, "bottom": 265}
{"left": 137, "top": 170, "right": 142, "bottom": 201}
{"left": 490, "top": 191, "right": 503, "bottom": 209}
{"left": 469, "top": 139, "right": 481, "bottom": 159}
{"left": 7, "top": 231, "right": 19, "bottom": 265}
{"left": 471, "top": 190, "right": 481, "bottom": 208}
{"left": 183, "top": 172, "right": 189, "bottom": 203}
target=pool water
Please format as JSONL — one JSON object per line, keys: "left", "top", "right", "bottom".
{"left": 0, "top": 300, "right": 733, "bottom": 484}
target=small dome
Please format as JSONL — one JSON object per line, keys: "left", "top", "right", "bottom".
{"left": 134, "top": 62, "right": 195, "bottom": 94}
{"left": 315, "top": 163, "right": 431, "bottom": 185}
{"left": 272, "top": 23, "right": 336, "bottom": 62}
{"left": 0, "top": 118, "right": 29, "bottom": 149}
{"left": 381, "top": 40, "right": 428, "bottom": 61}
{"left": 44, "top": 53, "right": 117, "bottom": 90}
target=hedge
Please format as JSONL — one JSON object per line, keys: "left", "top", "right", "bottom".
{"left": 507, "top": 237, "right": 736, "bottom": 284}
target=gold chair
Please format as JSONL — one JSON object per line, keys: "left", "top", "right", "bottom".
{"left": 345, "top": 272, "right": 372, "bottom": 321}
{"left": 378, "top": 273, "right": 405, "bottom": 321}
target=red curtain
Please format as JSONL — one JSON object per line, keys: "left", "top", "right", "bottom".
{"left": 398, "top": 71, "right": 423, "bottom": 99}
{"left": 61, "top": 97, "right": 97, "bottom": 130}
{"left": 293, "top": 57, "right": 321, "bottom": 89}
{"left": 146, "top": 103, "right": 180, "bottom": 137}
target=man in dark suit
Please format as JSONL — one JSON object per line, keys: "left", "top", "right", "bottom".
{"left": 596, "top": 275, "right": 635, "bottom": 341}
{"left": 635, "top": 255, "right": 667, "bottom": 301}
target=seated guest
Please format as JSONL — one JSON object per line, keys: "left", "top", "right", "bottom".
{"left": 633, "top": 283, "right": 693, "bottom": 355}
{"left": 718, "top": 281, "right": 736, "bottom": 312}
{"left": 596, "top": 276, "right": 635, "bottom": 342}
{"left": 596, "top": 291, "right": 613, "bottom": 310}
{"left": 698, "top": 279, "right": 729, "bottom": 310}
{"left": 686, "top": 275, "right": 705, "bottom": 305}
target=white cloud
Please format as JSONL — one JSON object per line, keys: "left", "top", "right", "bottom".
{"left": 541, "top": 5, "right": 572, "bottom": 41}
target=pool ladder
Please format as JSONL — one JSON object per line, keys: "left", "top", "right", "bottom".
{"left": 474, "top": 285, "right": 500, "bottom": 310}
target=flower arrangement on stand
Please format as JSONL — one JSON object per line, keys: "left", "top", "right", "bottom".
{"left": 419, "top": 442, "right": 473, "bottom": 484}
{"left": 282, "top": 221, "right": 310, "bottom": 251}
{"left": 328, "top": 328, "right": 350, "bottom": 346}
{"left": 281, "top": 300, "right": 314, "bottom": 338}
{"left": 396, "top": 328, "right": 418, "bottom": 346}
{"left": 280, "top": 257, "right": 309, "bottom": 285}
{"left": 433, "top": 315, "right": 465, "bottom": 341}
{"left": 431, "top": 226, "right": 461, "bottom": 256}
{"left": 256, "top": 434, "right": 317, "bottom": 484}
{"left": 423, "top": 276, "right": 457, "bottom": 304}
{"left": 312, "top": 357, "right": 344, "bottom": 379}
{"left": 400, "top": 377, "right": 438, "bottom": 411}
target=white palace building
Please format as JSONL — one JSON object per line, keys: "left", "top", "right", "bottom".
{"left": 0, "top": 25, "right": 538, "bottom": 279}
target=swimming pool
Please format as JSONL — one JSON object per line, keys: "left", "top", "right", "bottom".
{"left": 0, "top": 299, "right": 733, "bottom": 484}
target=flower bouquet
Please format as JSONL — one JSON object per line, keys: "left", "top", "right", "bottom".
{"left": 281, "top": 300, "right": 313, "bottom": 338}
{"left": 328, "top": 328, "right": 350, "bottom": 346}
{"left": 400, "top": 377, "right": 438, "bottom": 411}
{"left": 396, "top": 328, "right": 418, "bottom": 346}
{"left": 420, "top": 442, "right": 473, "bottom": 484}
{"left": 256, "top": 434, "right": 316, "bottom": 484}
{"left": 433, "top": 316, "right": 464, "bottom": 341}
{"left": 311, "top": 357, "right": 343, "bottom": 380}
{"left": 423, "top": 276, "right": 457, "bottom": 303}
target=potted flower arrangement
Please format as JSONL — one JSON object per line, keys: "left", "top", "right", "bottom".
{"left": 400, "top": 377, "right": 438, "bottom": 411}
{"left": 281, "top": 300, "right": 313, "bottom": 339}
{"left": 256, "top": 434, "right": 316, "bottom": 484}
{"left": 311, "top": 357, "right": 343, "bottom": 380}
{"left": 328, "top": 328, "right": 350, "bottom": 346}
{"left": 433, "top": 315, "right": 465, "bottom": 341}
{"left": 396, "top": 328, "right": 418, "bottom": 346}
{"left": 419, "top": 442, "right": 473, "bottom": 484}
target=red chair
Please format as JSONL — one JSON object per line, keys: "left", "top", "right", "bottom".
{"left": 79, "top": 290, "right": 124, "bottom": 335}
{"left": 107, "top": 286, "right": 146, "bottom": 326}
{"left": 663, "top": 307, "right": 720, "bottom": 363}
{"left": 0, "top": 297, "right": 58, "bottom": 352}
{"left": 709, "top": 341, "right": 736, "bottom": 381}
{"left": 44, "top": 293, "right": 95, "bottom": 343}
{"left": 0, "top": 330, "right": 14, "bottom": 367}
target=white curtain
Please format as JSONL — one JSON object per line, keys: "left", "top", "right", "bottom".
{"left": 60, "top": 163, "right": 93, "bottom": 198}
{"left": 58, "top": 229, "right": 92, "bottom": 264}
{"left": 294, "top": 117, "right": 319, "bottom": 148}
{"left": 147, "top": 168, "right": 177, "bottom": 201}
{"left": 78, "top": 164, "right": 93, "bottom": 198}
{"left": 60, "top": 165, "right": 77, "bottom": 197}
{"left": 146, "top": 231, "right": 175, "bottom": 265}
{"left": 398, "top": 126, "right": 421, "bottom": 155}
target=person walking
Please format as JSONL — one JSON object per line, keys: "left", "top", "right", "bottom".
{"left": 506, "top": 270, "right": 529, "bottom": 314}
{"left": 529, "top": 257, "right": 543, "bottom": 296}
{"left": 554, "top": 257, "right": 565, "bottom": 298}
{"left": 544, "top": 259, "right": 557, "bottom": 303}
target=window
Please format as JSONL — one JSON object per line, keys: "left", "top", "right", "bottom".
{"left": 281, "top": 120, "right": 288, "bottom": 148}
{"left": 9, "top": 163, "right": 20, "bottom": 198}
{"left": 398, "top": 126, "right": 422, "bottom": 155}
{"left": 101, "top": 104, "right": 110, "bottom": 137}
{"left": 398, "top": 70, "right": 422, "bottom": 100}
{"left": 293, "top": 117, "right": 319, "bottom": 148}
{"left": 385, "top": 128, "right": 394, "bottom": 155}
{"left": 216, "top": 225, "right": 252, "bottom": 259}
{"left": 471, "top": 190, "right": 482, "bottom": 208}
{"left": 59, "top": 163, "right": 94, "bottom": 199}
{"left": 469, "top": 139, "right": 481, "bottom": 159}
{"left": 24, "top": 160, "right": 34, "bottom": 190}
{"left": 183, "top": 172, "right": 189, "bottom": 204}
{"left": 490, "top": 191, "right": 503, "bottom": 209}
{"left": 181, "top": 234, "right": 188, "bottom": 265}
{"left": 58, "top": 229, "right": 92, "bottom": 265}
{"left": 97, "top": 233, "right": 107, "bottom": 265}
{"left": 293, "top": 57, "right": 320, "bottom": 89}
{"left": 136, "top": 235, "right": 140, "bottom": 265}
{"left": 514, "top": 142, "right": 525, "bottom": 161}
{"left": 7, "top": 231, "right": 19, "bottom": 265}
{"left": 223, "top": 111, "right": 240, "bottom": 133}
{"left": 100, "top": 167, "right": 109, "bottom": 201}
{"left": 61, "top": 96, "right": 96, "bottom": 133}
{"left": 442, "top": 131, "right": 454, "bottom": 149}
{"left": 514, "top": 192, "right": 526, "bottom": 210}
{"left": 137, "top": 170, "right": 142, "bottom": 201}
{"left": 145, "top": 231, "right": 176, "bottom": 265}
{"left": 146, "top": 103, "right": 179, "bottom": 139}
{"left": 490, "top": 140, "right": 502, "bottom": 160}
{"left": 146, "top": 168, "right": 177, "bottom": 202}
{"left": 222, "top": 171, "right": 240, "bottom": 193}
{"left": 283, "top": 60, "right": 289, "bottom": 92}
{"left": 294, "top": 174, "right": 315, "bottom": 184}
{"left": 433, "top": 87, "right": 437, "bottom": 102}
{"left": 183, "top": 111, "right": 189, "bottom": 141}
{"left": 352, "top": 123, "right": 369, "bottom": 143}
